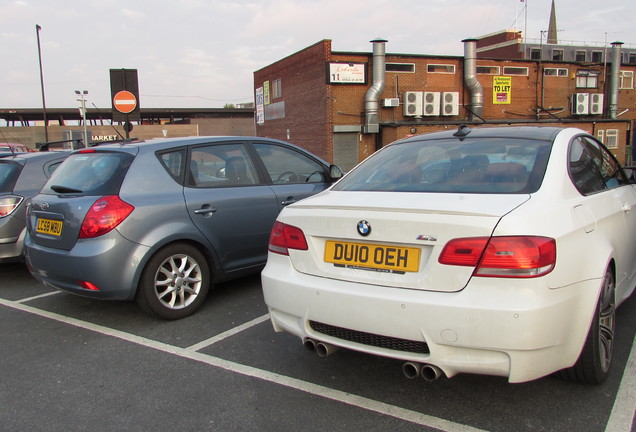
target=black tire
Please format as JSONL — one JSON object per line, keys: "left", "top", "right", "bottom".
{"left": 136, "top": 243, "right": 210, "bottom": 320}
{"left": 559, "top": 267, "right": 616, "bottom": 384}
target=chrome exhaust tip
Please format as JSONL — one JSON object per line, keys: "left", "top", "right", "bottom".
{"left": 402, "top": 362, "right": 422, "bottom": 379}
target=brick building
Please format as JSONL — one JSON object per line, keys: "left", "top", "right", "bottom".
{"left": 254, "top": 38, "right": 636, "bottom": 170}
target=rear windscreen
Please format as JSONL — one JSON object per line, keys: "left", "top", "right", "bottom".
{"left": 333, "top": 137, "right": 552, "bottom": 194}
{"left": 0, "top": 162, "right": 22, "bottom": 193}
{"left": 41, "top": 152, "right": 133, "bottom": 196}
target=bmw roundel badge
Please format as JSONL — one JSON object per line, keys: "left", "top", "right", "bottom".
{"left": 357, "top": 220, "right": 371, "bottom": 236}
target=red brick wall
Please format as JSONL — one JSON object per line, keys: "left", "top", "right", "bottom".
{"left": 254, "top": 40, "right": 332, "bottom": 161}
{"left": 255, "top": 40, "right": 636, "bottom": 165}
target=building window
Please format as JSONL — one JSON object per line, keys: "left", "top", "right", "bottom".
{"left": 591, "top": 51, "right": 603, "bottom": 63}
{"left": 551, "top": 49, "right": 564, "bottom": 61}
{"left": 386, "top": 63, "right": 415, "bottom": 73}
{"left": 427, "top": 64, "right": 455, "bottom": 74}
{"left": 626, "top": 53, "right": 636, "bottom": 65}
{"left": 620, "top": 71, "right": 634, "bottom": 89}
{"left": 604, "top": 129, "right": 619, "bottom": 149}
{"left": 575, "top": 51, "right": 586, "bottom": 62}
{"left": 576, "top": 70, "right": 599, "bottom": 88}
{"left": 530, "top": 48, "right": 541, "bottom": 60}
{"left": 597, "top": 130, "right": 604, "bottom": 144}
{"left": 544, "top": 68, "right": 568, "bottom": 76}
{"left": 476, "top": 65, "right": 500, "bottom": 75}
{"left": 272, "top": 79, "right": 282, "bottom": 99}
{"left": 503, "top": 66, "right": 529, "bottom": 76}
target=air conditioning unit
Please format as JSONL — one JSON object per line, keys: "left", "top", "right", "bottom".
{"left": 589, "top": 93, "right": 604, "bottom": 115}
{"left": 441, "top": 92, "right": 459, "bottom": 116}
{"left": 422, "top": 92, "right": 441, "bottom": 116}
{"left": 572, "top": 93, "right": 589, "bottom": 115}
{"left": 403, "top": 91, "right": 423, "bottom": 116}
{"left": 383, "top": 98, "right": 400, "bottom": 107}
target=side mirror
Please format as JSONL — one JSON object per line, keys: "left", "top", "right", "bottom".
{"left": 329, "top": 164, "right": 344, "bottom": 181}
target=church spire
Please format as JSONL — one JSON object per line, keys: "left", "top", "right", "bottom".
{"left": 547, "top": 0, "right": 558, "bottom": 44}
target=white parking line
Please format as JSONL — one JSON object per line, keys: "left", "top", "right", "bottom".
{"left": 0, "top": 298, "right": 484, "bottom": 432}
{"left": 186, "top": 314, "right": 270, "bottom": 351}
{"left": 1, "top": 297, "right": 634, "bottom": 432}
{"left": 605, "top": 338, "right": 636, "bottom": 432}
{"left": 15, "top": 290, "right": 62, "bottom": 304}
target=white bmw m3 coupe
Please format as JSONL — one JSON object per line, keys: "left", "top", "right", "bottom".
{"left": 262, "top": 126, "right": 636, "bottom": 384}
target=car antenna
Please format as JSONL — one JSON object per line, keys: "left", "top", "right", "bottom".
{"left": 453, "top": 124, "right": 472, "bottom": 138}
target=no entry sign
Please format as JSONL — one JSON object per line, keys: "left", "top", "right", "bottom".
{"left": 113, "top": 90, "right": 137, "bottom": 114}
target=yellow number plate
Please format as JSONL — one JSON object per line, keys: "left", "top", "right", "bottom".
{"left": 36, "top": 218, "right": 63, "bottom": 236}
{"left": 324, "top": 240, "right": 420, "bottom": 273}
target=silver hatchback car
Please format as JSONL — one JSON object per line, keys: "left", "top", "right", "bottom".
{"left": 25, "top": 136, "right": 342, "bottom": 319}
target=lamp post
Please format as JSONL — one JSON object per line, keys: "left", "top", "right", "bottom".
{"left": 35, "top": 24, "right": 48, "bottom": 141}
{"left": 75, "top": 90, "right": 89, "bottom": 147}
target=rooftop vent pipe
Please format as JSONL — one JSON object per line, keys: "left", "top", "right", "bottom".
{"left": 609, "top": 41, "right": 623, "bottom": 119}
{"left": 363, "top": 38, "right": 387, "bottom": 134}
{"left": 462, "top": 39, "right": 484, "bottom": 121}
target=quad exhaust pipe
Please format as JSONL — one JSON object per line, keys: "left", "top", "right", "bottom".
{"left": 303, "top": 339, "right": 443, "bottom": 381}
{"left": 402, "top": 361, "right": 445, "bottom": 382}
{"left": 304, "top": 338, "right": 339, "bottom": 358}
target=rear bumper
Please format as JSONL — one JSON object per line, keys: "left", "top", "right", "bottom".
{"left": 262, "top": 253, "right": 601, "bottom": 383}
{"left": 25, "top": 231, "right": 150, "bottom": 300}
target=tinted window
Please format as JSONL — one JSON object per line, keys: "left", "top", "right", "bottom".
{"left": 569, "top": 136, "right": 627, "bottom": 195}
{"left": 333, "top": 137, "right": 551, "bottom": 194}
{"left": 253, "top": 143, "right": 326, "bottom": 184}
{"left": 0, "top": 161, "right": 22, "bottom": 193}
{"left": 188, "top": 144, "right": 258, "bottom": 187}
{"left": 42, "top": 152, "right": 133, "bottom": 195}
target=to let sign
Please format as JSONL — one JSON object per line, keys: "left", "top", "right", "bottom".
{"left": 113, "top": 90, "right": 137, "bottom": 114}
{"left": 493, "top": 76, "right": 512, "bottom": 104}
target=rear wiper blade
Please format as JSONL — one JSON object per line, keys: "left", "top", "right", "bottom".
{"left": 50, "top": 184, "right": 83, "bottom": 193}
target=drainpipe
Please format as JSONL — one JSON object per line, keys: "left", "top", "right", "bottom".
{"left": 363, "top": 38, "right": 387, "bottom": 134}
{"left": 609, "top": 41, "right": 623, "bottom": 119}
{"left": 462, "top": 39, "right": 484, "bottom": 121}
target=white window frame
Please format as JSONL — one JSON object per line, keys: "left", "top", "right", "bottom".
{"left": 272, "top": 78, "right": 282, "bottom": 99}
{"left": 620, "top": 71, "right": 634, "bottom": 89}
{"left": 604, "top": 129, "right": 619, "bottom": 149}
{"left": 386, "top": 63, "right": 415, "bottom": 73}
{"left": 503, "top": 66, "right": 529, "bottom": 76}
{"left": 476, "top": 65, "right": 500, "bottom": 75}
{"left": 427, "top": 64, "right": 456, "bottom": 74}
{"left": 576, "top": 70, "right": 599, "bottom": 89}
{"left": 544, "top": 68, "right": 568, "bottom": 77}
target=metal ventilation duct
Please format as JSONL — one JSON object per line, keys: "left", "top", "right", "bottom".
{"left": 462, "top": 38, "right": 484, "bottom": 120}
{"left": 363, "top": 38, "right": 387, "bottom": 134}
{"left": 609, "top": 42, "right": 623, "bottom": 119}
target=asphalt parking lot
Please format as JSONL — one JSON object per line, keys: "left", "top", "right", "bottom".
{"left": 1, "top": 262, "right": 634, "bottom": 432}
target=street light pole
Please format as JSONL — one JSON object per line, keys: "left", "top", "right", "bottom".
{"left": 75, "top": 90, "right": 89, "bottom": 147}
{"left": 35, "top": 24, "right": 48, "bottom": 142}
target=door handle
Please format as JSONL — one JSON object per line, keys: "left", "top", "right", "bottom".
{"left": 194, "top": 207, "right": 217, "bottom": 215}
{"left": 281, "top": 197, "right": 297, "bottom": 206}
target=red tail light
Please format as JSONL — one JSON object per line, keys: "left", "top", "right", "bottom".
{"left": 0, "top": 195, "right": 23, "bottom": 217}
{"left": 268, "top": 221, "right": 308, "bottom": 255}
{"left": 79, "top": 195, "right": 134, "bottom": 238}
{"left": 439, "top": 236, "right": 556, "bottom": 278}
{"left": 79, "top": 281, "right": 100, "bottom": 291}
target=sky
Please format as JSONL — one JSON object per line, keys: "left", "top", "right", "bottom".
{"left": 1, "top": 0, "right": 635, "bottom": 110}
